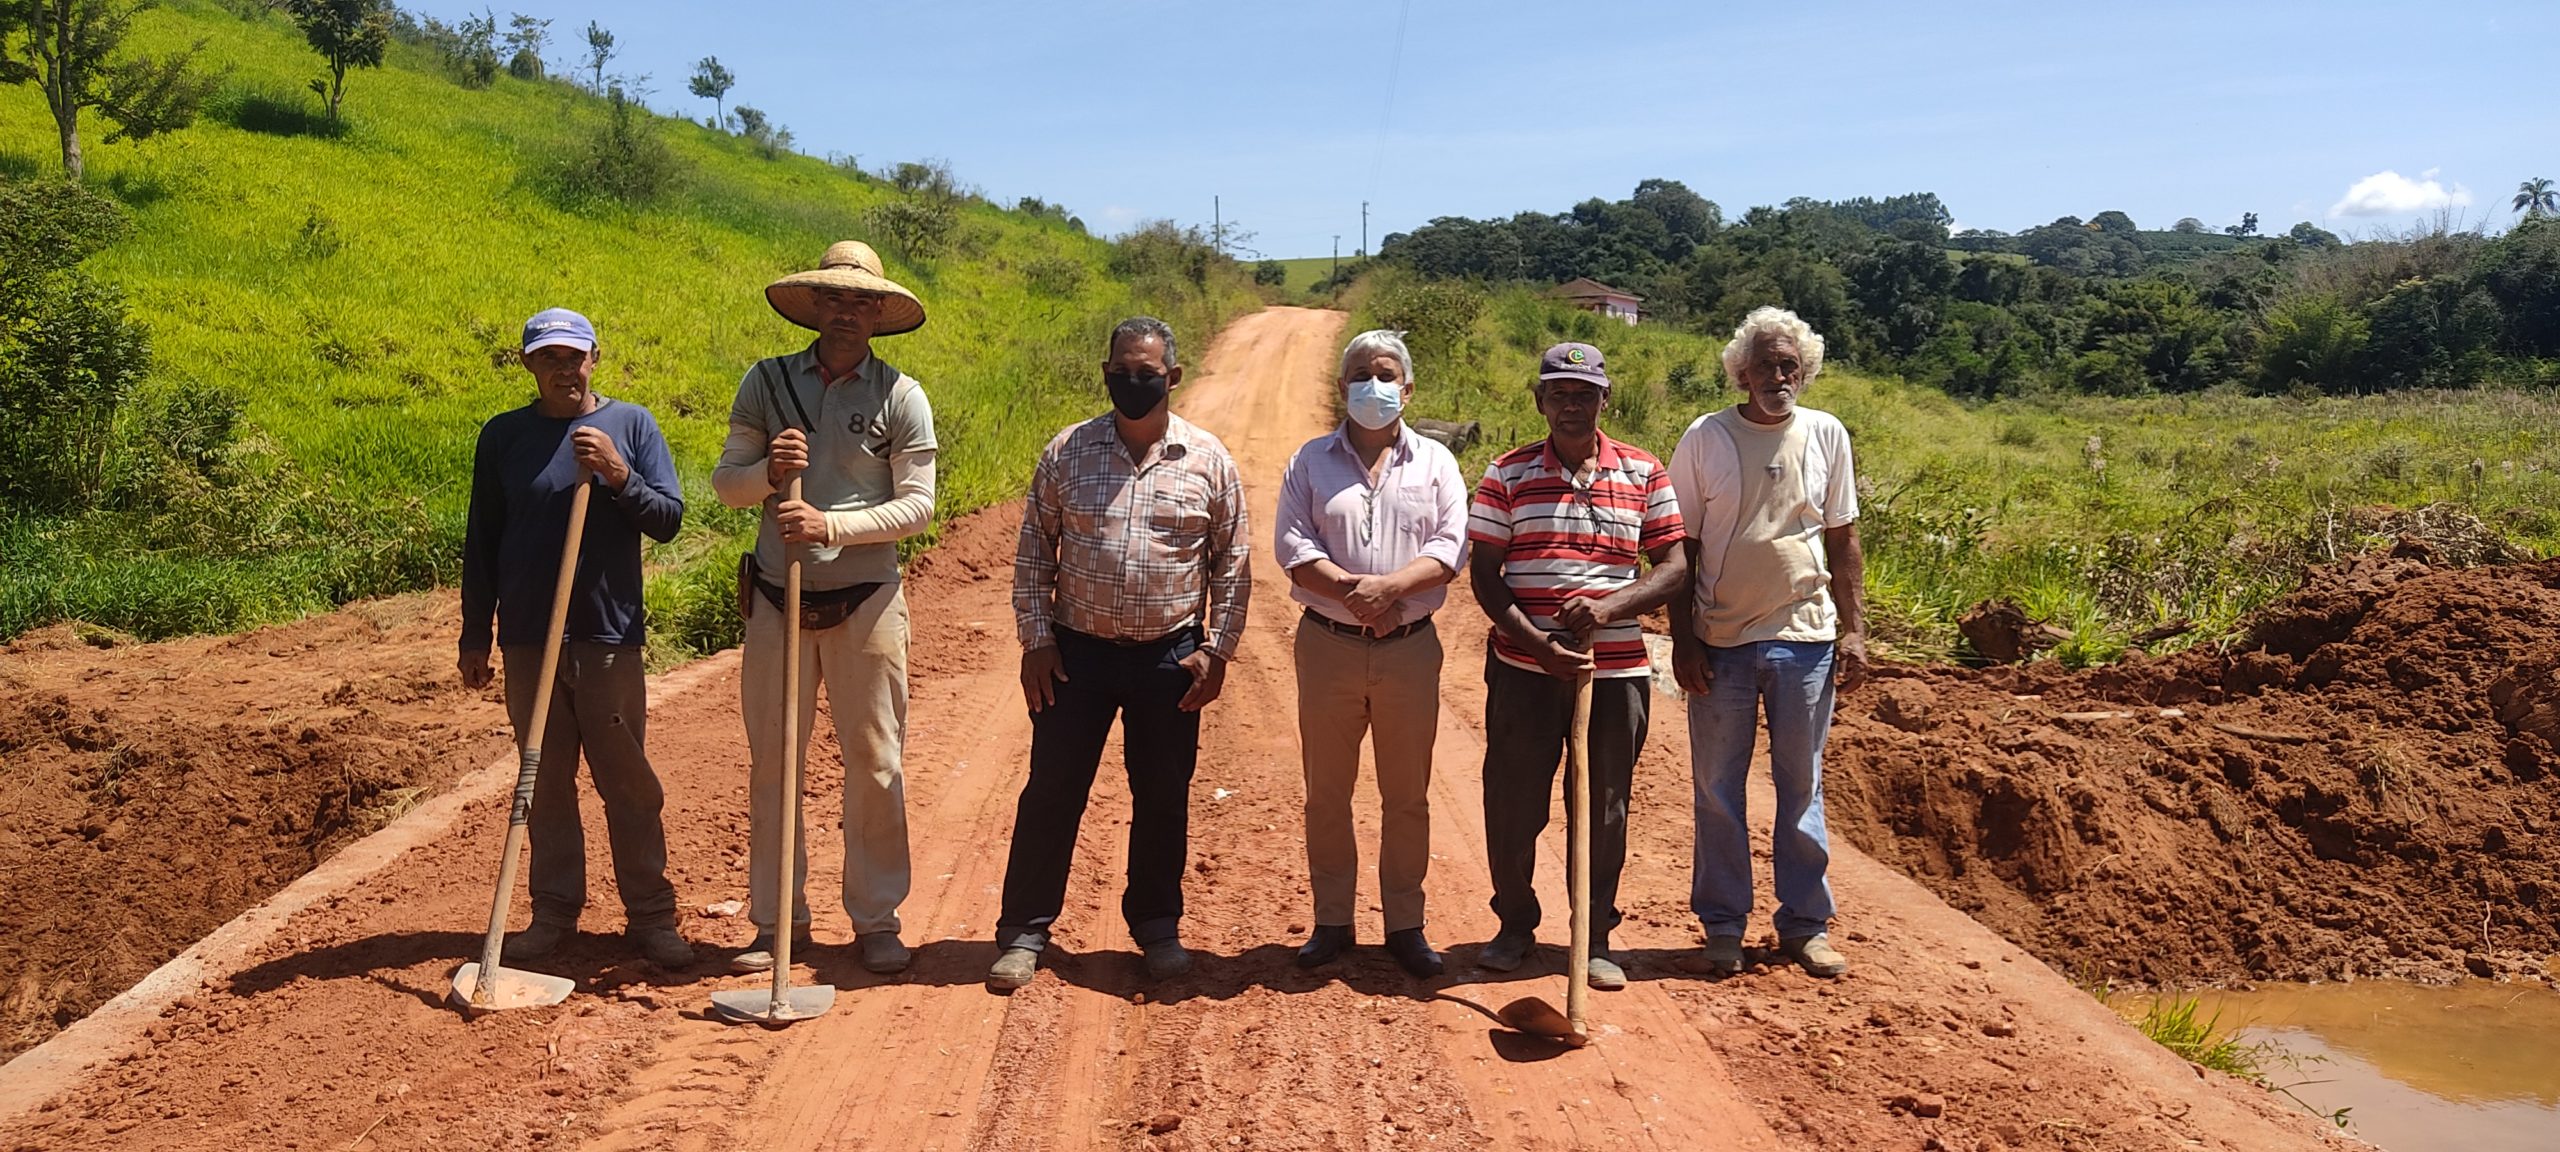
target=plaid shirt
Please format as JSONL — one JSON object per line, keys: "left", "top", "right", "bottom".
{"left": 1014, "top": 413, "right": 1251, "bottom": 658}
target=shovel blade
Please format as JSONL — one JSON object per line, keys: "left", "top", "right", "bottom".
{"left": 449, "top": 962, "right": 576, "bottom": 1015}
{"left": 709, "top": 983, "right": 837, "bottom": 1027}
{"left": 1496, "top": 995, "right": 1590, "bottom": 1048}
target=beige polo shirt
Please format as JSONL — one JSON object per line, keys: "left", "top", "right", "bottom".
{"left": 712, "top": 345, "right": 937, "bottom": 590}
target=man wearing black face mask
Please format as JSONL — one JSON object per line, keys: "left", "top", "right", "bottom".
{"left": 990, "top": 316, "right": 1252, "bottom": 991}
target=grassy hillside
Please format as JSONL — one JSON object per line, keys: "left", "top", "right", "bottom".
{"left": 1271, "top": 257, "right": 1342, "bottom": 295}
{"left": 0, "top": 1, "right": 1257, "bottom": 656}
{"left": 1352, "top": 272, "right": 2560, "bottom": 663}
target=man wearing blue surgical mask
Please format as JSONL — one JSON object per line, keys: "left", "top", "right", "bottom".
{"left": 1271, "top": 329, "right": 1470, "bottom": 977}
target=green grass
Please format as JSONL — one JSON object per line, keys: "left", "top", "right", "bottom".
{"left": 1353, "top": 271, "right": 2560, "bottom": 663}
{"left": 0, "top": 0, "right": 1257, "bottom": 656}
{"left": 1272, "top": 256, "right": 1346, "bottom": 295}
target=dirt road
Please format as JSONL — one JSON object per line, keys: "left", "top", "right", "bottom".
{"left": 0, "top": 307, "right": 2351, "bottom": 1151}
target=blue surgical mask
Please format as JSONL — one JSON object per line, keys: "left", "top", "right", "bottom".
{"left": 1346, "top": 377, "right": 1404, "bottom": 430}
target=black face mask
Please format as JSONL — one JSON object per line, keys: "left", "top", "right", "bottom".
{"left": 1105, "top": 368, "right": 1169, "bottom": 419}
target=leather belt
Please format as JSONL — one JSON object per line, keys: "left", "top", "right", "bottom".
{"left": 1302, "top": 607, "right": 1432, "bottom": 642}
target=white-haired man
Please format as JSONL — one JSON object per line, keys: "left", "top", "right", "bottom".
{"left": 1668, "top": 306, "right": 1867, "bottom": 979}
{"left": 1274, "top": 329, "right": 1469, "bottom": 978}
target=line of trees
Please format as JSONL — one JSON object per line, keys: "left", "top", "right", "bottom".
{"left": 1380, "top": 180, "right": 2560, "bottom": 398}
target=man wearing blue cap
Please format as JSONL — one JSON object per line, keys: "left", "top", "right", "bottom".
{"left": 459, "top": 307, "right": 694, "bottom": 970}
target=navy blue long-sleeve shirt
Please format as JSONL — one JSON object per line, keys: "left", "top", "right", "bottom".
{"left": 460, "top": 397, "right": 684, "bottom": 652}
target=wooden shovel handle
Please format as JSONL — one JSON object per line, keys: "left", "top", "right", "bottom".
{"left": 474, "top": 478, "right": 592, "bottom": 1005}
{"left": 771, "top": 478, "right": 805, "bottom": 1009}
{"left": 1566, "top": 670, "right": 1592, "bottom": 1034}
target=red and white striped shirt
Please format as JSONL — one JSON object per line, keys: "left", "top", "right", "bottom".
{"left": 1468, "top": 433, "right": 1685, "bottom": 679}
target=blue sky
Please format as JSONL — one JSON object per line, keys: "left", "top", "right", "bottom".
{"left": 413, "top": 0, "right": 2560, "bottom": 256}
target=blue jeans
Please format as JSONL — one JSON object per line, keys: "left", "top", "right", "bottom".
{"left": 1687, "top": 640, "right": 1838, "bottom": 939}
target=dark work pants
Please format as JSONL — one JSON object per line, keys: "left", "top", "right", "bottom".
{"left": 1481, "top": 650, "right": 1647, "bottom": 953}
{"left": 501, "top": 642, "right": 679, "bottom": 931}
{"left": 995, "top": 626, "right": 1203, "bottom": 953}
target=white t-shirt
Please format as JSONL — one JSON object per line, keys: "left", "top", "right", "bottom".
{"left": 1668, "top": 405, "right": 1859, "bottom": 646}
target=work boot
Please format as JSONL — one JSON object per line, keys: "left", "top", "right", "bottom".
{"left": 1780, "top": 933, "right": 1848, "bottom": 978}
{"left": 1295, "top": 925, "right": 1354, "bottom": 969}
{"left": 858, "top": 931, "right": 911, "bottom": 974}
{"left": 500, "top": 920, "right": 574, "bottom": 965}
{"left": 1384, "top": 928, "right": 1443, "bottom": 978}
{"left": 987, "top": 946, "right": 1039, "bottom": 992}
{"left": 1698, "top": 934, "right": 1745, "bottom": 977}
{"left": 1142, "top": 940, "right": 1195, "bottom": 981}
{"left": 1476, "top": 932, "right": 1535, "bottom": 973}
{"left": 1585, "top": 952, "right": 1627, "bottom": 991}
{"left": 629, "top": 924, "right": 696, "bottom": 969}
{"left": 728, "top": 926, "right": 814, "bottom": 975}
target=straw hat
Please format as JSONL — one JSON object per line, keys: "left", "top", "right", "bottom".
{"left": 764, "top": 240, "right": 927, "bottom": 336}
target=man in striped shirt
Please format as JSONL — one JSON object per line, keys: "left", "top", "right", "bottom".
{"left": 1466, "top": 341, "right": 1688, "bottom": 990}
{"left": 990, "top": 317, "right": 1251, "bottom": 991}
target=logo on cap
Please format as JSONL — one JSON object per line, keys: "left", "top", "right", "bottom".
{"left": 1566, "top": 347, "right": 1588, "bottom": 364}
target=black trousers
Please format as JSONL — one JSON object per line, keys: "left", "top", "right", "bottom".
{"left": 1481, "top": 650, "right": 1648, "bottom": 952}
{"left": 995, "top": 625, "right": 1202, "bottom": 952}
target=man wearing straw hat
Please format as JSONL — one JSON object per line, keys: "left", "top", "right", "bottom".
{"left": 460, "top": 307, "right": 694, "bottom": 971}
{"left": 712, "top": 241, "right": 937, "bottom": 976}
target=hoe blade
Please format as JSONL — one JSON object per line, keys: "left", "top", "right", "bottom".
{"left": 1496, "top": 995, "right": 1590, "bottom": 1048}
{"left": 448, "top": 962, "right": 576, "bottom": 1015}
{"left": 709, "top": 983, "right": 838, "bottom": 1027}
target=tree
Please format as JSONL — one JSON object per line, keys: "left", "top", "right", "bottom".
{"left": 686, "top": 55, "right": 732, "bottom": 129}
{"left": 2287, "top": 220, "right": 2341, "bottom": 249}
{"left": 284, "top": 0, "right": 389, "bottom": 124}
{"left": 2516, "top": 177, "right": 2557, "bottom": 220}
{"left": 0, "top": 0, "right": 217, "bottom": 180}
{"left": 2172, "top": 217, "right": 2206, "bottom": 234}
{"left": 2088, "top": 210, "right": 2138, "bottom": 236}
{"left": 1253, "top": 258, "right": 1285, "bottom": 286}
{"left": 502, "top": 11, "right": 547, "bottom": 80}
{"left": 2223, "top": 212, "right": 2260, "bottom": 237}
{"left": 729, "top": 103, "right": 790, "bottom": 159}
{"left": 581, "top": 19, "right": 611, "bottom": 92}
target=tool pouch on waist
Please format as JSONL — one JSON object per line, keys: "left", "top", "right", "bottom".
{"left": 741, "top": 552, "right": 884, "bottom": 632}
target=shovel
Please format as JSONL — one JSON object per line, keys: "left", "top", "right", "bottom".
{"left": 1497, "top": 668, "right": 1595, "bottom": 1048}
{"left": 712, "top": 477, "right": 837, "bottom": 1027}
{"left": 451, "top": 478, "right": 591, "bottom": 1015}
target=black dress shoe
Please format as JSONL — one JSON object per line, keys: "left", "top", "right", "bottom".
{"left": 1385, "top": 928, "right": 1443, "bottom": 977}
{"left": 1295, "top": 924, "right": 1354, "bottom": 968}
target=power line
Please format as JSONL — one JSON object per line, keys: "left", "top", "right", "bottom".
{"left": 1364, "top": 0, "right": 1413, "bottom": 250}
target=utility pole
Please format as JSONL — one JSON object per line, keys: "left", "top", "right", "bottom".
{"left": 1331, "top": 235, "right": 1340, "bottom": 285}
{"left": 1360, "top": 201, "right": 1369, "bottom": 258}
{"left": 1213, "top": 195, "right": 1222, "bottom": 256}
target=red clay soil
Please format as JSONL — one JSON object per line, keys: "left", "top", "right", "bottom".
{"left": 0, "top": 309, "right": 2352, "bottom": 1152}
{"left": 1828, "top": 552, "right": 2560, "bottom": 987}
{"left": 0, "top": 596, "right": 512, "bottom": 1060}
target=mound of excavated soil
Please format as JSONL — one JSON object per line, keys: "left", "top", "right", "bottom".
{"left": 0, "top": 595, "right": 510, "bottom": 1060}
{"left": 1828, "top": 555, "right": 2560, "bottom": 986}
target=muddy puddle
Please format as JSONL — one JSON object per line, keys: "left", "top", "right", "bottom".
{"left": 2193, "top": 980, "right": 2560, "bottom": 1152}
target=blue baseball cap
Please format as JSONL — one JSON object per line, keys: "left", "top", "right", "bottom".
{"left": 521, "top": 308, "right": 597, "bottom": 353}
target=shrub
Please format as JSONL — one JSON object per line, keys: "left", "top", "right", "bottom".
{"left": 0, "top": 179, "right": 150, "bottom": 513}
{"left": 1253, "top": 259, "right": 1285, "bottom": 286}
{"left": 861, "top": 196, "right": 958, "bottom": 264}
{"left": 2254, "top": 294, "right": 2369, "bottom": 394}
{"left": 546, "top": 87, "right": 680, "bottom": 209}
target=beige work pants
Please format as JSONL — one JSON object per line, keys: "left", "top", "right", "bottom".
{"left": 1293, "top": 618, "right": 1443, "bottom": 932}
{"left": 740, "top": 584, "right": 911, "bottom": 936}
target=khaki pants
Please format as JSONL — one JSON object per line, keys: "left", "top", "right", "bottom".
{"left": 1293, "top": 618, "right": 1443, "bottom": 932}
{"left": 740, "top": 584, "right": 911, "bottom": 936}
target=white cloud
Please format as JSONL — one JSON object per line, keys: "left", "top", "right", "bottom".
{"left": 2329, "top": 169, "right": 2473, "bottom": 218}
